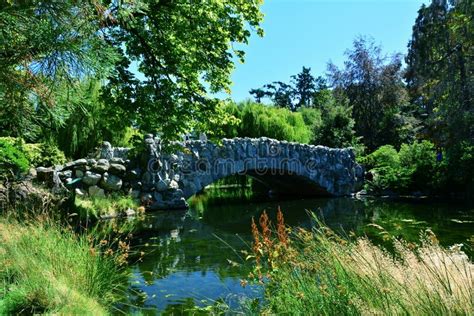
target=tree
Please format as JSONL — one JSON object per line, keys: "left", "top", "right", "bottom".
{"left": 328, "top": 37, "right": 414, "bottom": 150}
{"left": 223, "top": 101, "right": 312, "bottom": 143}
{"left": 0, "top": 1, "right": 264, "bottom": 144}
{"left": 0, "top": 1, "right": 116, "bottom": 140}
{"left": 249, "top": 88, "right": 269, "bottom": 103}
{"left": 291, "top": 66, "right": 316, "bottom": 108}
{"left": 103, "top": 0, "right": 264, "bottom": 140}
{"left": 262, "top": 82, "right": 294, "bottom": 109}
{"left": 405, "top": 0, "right": 473, "bottom": 146}
{"left": 311, "top": 98, "right": 358, "bottom": 149}
{"left": 405, "top": 0, "right": 473, "bottom": 194}
{"left": 249, "top": 67, "right": 327, "bottom": 111}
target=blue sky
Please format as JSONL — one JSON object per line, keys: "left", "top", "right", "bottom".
{"left": 226, "top": 0, "right": 428, "bottom": 102}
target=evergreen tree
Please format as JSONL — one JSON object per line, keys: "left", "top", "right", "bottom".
{"left": 291, "top": 66, "right": 316, "bottom": 108}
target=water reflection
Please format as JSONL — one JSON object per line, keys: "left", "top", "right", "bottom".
{"left": 120, "top": 190, "right": 474, "bottom": 314}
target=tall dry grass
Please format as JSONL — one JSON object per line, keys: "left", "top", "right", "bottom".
{"left": 249, "top": 209, "right": 474, "bottom": 315}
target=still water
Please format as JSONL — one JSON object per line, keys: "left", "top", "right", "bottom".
{"left": 120, "top": 188, "right": 474, "bottom": 314}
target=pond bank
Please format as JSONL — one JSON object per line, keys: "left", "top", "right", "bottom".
{"left": 0, "top": 218, "right": 129, "bottom": 314}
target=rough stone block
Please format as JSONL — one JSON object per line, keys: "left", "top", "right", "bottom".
{"left": 100, "top": 172, "right": 122, "bottom": 191}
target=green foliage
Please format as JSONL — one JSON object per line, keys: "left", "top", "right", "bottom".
{"left": 311, "top": 103, "right": 357, "bottom": 148}
{"left": 328, "top": 37, "right": 417, "bottom": 150}
{"left": 364, "top": 145, "right": 411, "bottom": 192}
{"left": 24, "top": 143, "right": 65, "bottom": 167}
{"left": 0, "top": 219, "right": 128, "bottom": 314}
{"left": 363, "top": 141, "right": 440, "bottom": 193}
{"left": 0, "top": 2, "right": 117, "bottom": 140}
{"left": 0, "top": 138, "right": 29, "bottom": 177}
{"left": 399, "top": 140, "right": 437, "bottom": 190}
{"left": 444, "top": 141, "right": 474, "bottom": 196}
{"left": 0, "top": 136, "right": 65, "bottom": 170}
{"left": 1, "top": 1, "right": 264, "bottom": 147}
{"left": 406, "top": 0, "right": 473, "bottom": 196}
{"left": 298, "top": 107, "right": 322, "bottom": 129}
{"left": 363, "top": 145, "right": 400, "bottom": 169}
{"left": 74, "top": 195, "right": 140, "bottom": 220}
{"left": 224, "top": 101, "right": 312, "bottom": 143}
{"left": 103, "top": 0, "right": 264, "bottom": 140}
{"left": 52, "top": 79, "right": 132, "bottom": 158}
{"left": 249, "top": 66, "right": 327, "bottom": 110}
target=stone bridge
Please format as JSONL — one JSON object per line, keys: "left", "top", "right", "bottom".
{"left": 47, "top": 137, "right": 363, "bottom": 210}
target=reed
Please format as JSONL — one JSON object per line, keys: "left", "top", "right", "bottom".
{"left": 249, "top": 210, "right": 474, "bottom": 315}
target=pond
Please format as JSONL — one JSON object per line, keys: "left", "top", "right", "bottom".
{"left": 118, "top": 187, "right": 474, "bottom": 314}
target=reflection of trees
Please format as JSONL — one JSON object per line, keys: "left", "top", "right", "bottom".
{"left": 131, "top": 211, "right": 252, "bottom": 284}
{"left": 196, "top": 196, "right": 367, "bottom": 235}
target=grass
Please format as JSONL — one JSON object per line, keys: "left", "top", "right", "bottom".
{"left": 249, "top": 209, "right": 474, "bottom": 315}
{"left": 0, "top": 217, "right": 129, "bottom": 314}
{"left": 74, "top": 194, "right": 142, "bottom": 220}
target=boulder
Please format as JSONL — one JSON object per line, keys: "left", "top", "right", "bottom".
{"left": 130, "top": 190, "right": 141, "bottom": 199}
{"left": 28, "top": 167, "right": 37, "bottom": 179}
{"left": 126, "top": 168, "right": 141, "bottom": 180}
{"left": 75, "top": 188, "right": 86, "bottom": 196}
{"left": 130, "top": 180, "right": 142, "bottom": 190}
{"left": 110, "top": 157, "right": 125, "bottom": 164}
{"left": 82, "top": 171, "right": 102, "bottom": 186}
{"left": 100, "top": 172, "right": 122, "bottom": 191}
{"left": 141, "top": 193, "right": 153, "bottom": 205}
{"left": 59, "top": 170, "right": 72, "bottom": 180}
{"left": 92, "top": 160, "right": 109, "bottom": 173}
{"left": 100, "top": 141, "right": 113, "bottom": 159}
{"left": 63, "top": 158, "right": 88, "bottom": 169}
{"left": 153, "top": 191, "right": 163, "bottom": 201}
{"left": 109, "top": 163, "right": 126, "bottom": 175}
{"left": 142, "top": 171, "right": 153, "bottom": 184}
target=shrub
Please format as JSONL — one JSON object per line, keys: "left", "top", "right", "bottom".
{"left": 0, "top": 138, "right": 30, "bottom": 177}
{"left": 364, "top": 145, "right": 399, "bottom": 169}
{"left": 363, "top": 141, "right": 440, "bottom": 194}
{"left": 399, "top": 140, "right": 437, "bottom": 190}
{"left": 363, "top": 145, "right": 409, "bottom": 192}
{"left": 444, "top": 141, "right": 474, "bottom": 196}
{"left": 74, "top": 194, "right": 140, "bottom": 219}
{"left": 0, "top": 137, "right": 66, "bottom": 172}
{"left": 298, "top": 107, "right": 322, "bottom": 129}
{"left": 24, "top": 142, "right": 66, "bottom": 167}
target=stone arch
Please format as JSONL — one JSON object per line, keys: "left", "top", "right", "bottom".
{"left": 170, "top": 138, "right": 363, "bottom": 203}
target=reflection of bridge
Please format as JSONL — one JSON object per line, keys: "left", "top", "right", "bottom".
{"left": 132, "top": 137, "right": 363, "bottom": 209}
